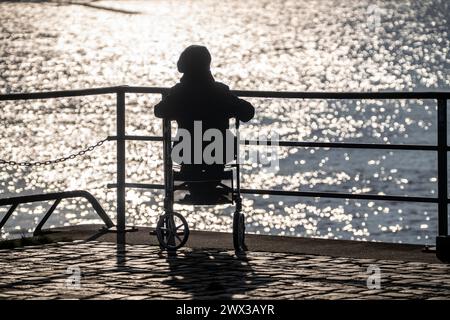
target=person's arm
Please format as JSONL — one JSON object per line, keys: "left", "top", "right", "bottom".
{"left": 229, "top": 95, "right": 255, "bottom": 122}
{"left": 154, "top": 98, "right": 170, "bottom": 119}
{"left": 154, "top": 89, "right": 180, "bottom": 119}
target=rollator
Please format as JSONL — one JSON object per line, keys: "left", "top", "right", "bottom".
{"left": 154, "top": 118, "right": 246, "bottom": 253}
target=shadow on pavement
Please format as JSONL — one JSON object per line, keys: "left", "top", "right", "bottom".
{"left": 163, "top": 249, "right": 272, "bottom": 299}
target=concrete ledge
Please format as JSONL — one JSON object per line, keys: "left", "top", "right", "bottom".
{"left": 28, "top": 224, "right": 441, "bottom": 263}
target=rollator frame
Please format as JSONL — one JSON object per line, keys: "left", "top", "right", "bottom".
{"left": 155, "top": 117, "right": 246, "bottom": 252}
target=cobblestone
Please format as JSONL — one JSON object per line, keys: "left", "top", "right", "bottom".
{"left": 0, "top": 241, "right": 449, "bottom": 300}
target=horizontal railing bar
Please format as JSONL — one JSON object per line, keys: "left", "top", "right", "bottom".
{"left": 231, "top": 90, "right": 450, "bottom": 100}
{"left": 125, "top": 87, "right": 450, "bottom": 100}
{"left": 107, "top": 183, "right": 163, "bottom": 189}
{"left": 240, "top": 188, "right": 437, "bottom": 203}
{"left": 121, "top": 86, "right": 168, "bottom": 94}
{"left": 107, "top": 135, "right": 163, "bottom": 142}
{"left": 1, "top": 86, "right": 449, "bottom": 101}
{"left": 107, "top": 135, "right": 438, "bottom": 151}
{"left": 107, "top": 183, "right": 438, "bottom": 203}
{"left": 125, "top": 87, "right": 450, "bottom": 99}
{"left": 0, "top": 86, "right": 125, "bottom": 101}
{"left": 244, "top": 140, "right": 438, "bottom": 151}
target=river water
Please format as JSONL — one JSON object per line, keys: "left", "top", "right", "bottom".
{"left": 0, "top": 0, "right": 449, "bottom": 244}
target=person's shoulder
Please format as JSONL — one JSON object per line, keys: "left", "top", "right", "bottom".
{"left": 160, "top": 83, "right": 185, "bottom": 104}
{"left": 155, "top": 83, "right": 182, "bottom": 109}
{"left": 214, "top": 82, "right": 231, "bottom": 92}
{"left": 168, "top": 83, "right": 183, "bottom": 95}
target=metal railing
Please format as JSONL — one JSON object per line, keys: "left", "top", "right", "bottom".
{"left": 0, "top": 190, "right": 115, "bottom": 235}
{"left": 1, "top": 86, "right": 449, "bottom": 246}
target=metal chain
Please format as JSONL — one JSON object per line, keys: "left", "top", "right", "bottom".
{"left": 0, "top": 138, "right": 109, "bottom": 167}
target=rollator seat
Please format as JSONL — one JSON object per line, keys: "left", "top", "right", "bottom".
{"left": 173, "top": 169, "right": 233, "bottom": 182}
{"left": 173, "top": 168, "right": 234, "bottom": 205}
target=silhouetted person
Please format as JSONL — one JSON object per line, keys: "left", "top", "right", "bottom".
{"left": 154, "top": 45, "right": 254, "bottom": 201}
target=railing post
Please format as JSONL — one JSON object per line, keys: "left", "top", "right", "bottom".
{"left": 161, "top": 92, "right": 176, "bottom": 248}
{"left": 235, "top": 119, "right": 242, "bottom": 212}
{"left": 116, "top": 89, "right": 126, "bottom": 232}
{"left": 437, "top": 98, "right": 450, "bottom": 262}
{"left": 437, "top": 98, "right": 448, "bottom": 236}
{"left": 163, "top": 118, "right": 173, "bottom": 211}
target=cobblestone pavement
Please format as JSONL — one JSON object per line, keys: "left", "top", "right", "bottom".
{"left": 0, "top": 241, "right": 449, "bottom": 300}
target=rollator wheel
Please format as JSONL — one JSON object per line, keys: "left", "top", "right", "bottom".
{"left": 233, "top": 211, "right": 246, "bottom": 252}
{"left": 156, "top": 212, "right": 189, "bottom": 251}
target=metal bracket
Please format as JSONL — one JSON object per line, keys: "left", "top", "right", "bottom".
{"left": 0, "top": 190, "right": 115, "bottom": 235}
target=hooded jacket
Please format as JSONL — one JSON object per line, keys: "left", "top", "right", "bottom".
{"left": 154, "top": 46, "right": 255, "bottom": 166}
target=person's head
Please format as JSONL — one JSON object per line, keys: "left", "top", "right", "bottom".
{"left": 177, "top": 45, "right": 212, "bottom": 75}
